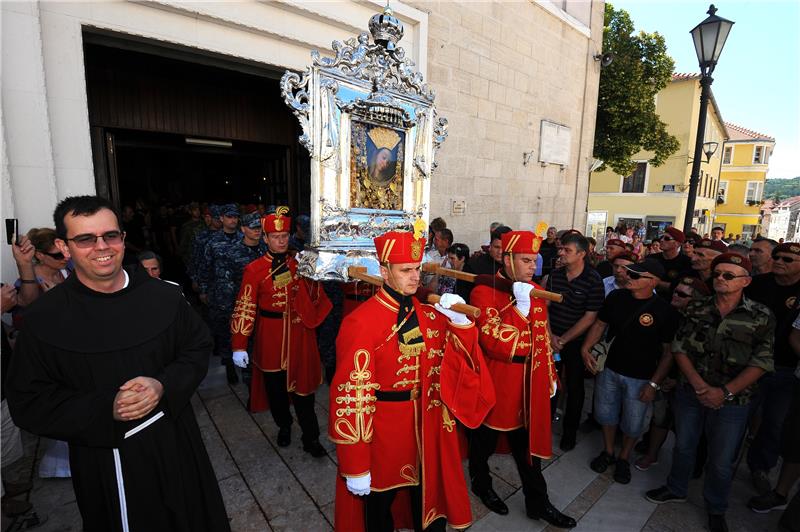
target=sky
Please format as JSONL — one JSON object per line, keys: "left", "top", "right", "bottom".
{"left": 611, "top": 0, "right": 800, "bottom": 179}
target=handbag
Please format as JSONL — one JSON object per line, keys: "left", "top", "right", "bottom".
{"left": 589, "top": 296, "right": 658, "bottom": 372}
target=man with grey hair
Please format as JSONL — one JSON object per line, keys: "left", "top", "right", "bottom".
{"left": 750, "top": 237, "right": 778, "bottom": 275}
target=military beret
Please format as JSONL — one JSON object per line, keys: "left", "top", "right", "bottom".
{"left": 711, "top": 252, "right": 752, "bottom": 274}
{"left": 696, "top": 239, "right": 727, "bottom": 253}
{"left": 773, "top": 242, "right": 800, "bottom": 257}
{"left": 606, "top": 238, "right": 625, "bottom": 248}
{"left": 678, "top": 275, "right": 712, "bottom": 296}
{"left": 663, "top": 226, "right": 685, "bottom": 243}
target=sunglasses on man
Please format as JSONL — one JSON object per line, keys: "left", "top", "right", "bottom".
{"left": 660, "top": 236, "right": 674, "bottom": 242}
{"left": 772, "top": 254, "right": 796, "bottom": 263}
{"left": 41, "top": 251, "right": 65, "bottom": 260}
{"left": 673, "top": 290, "right": 693, "bottom": 299}
{"left": 625, "top": 270, "right": 657, "bottom": 281}
{"left": 711, "top": 270, "right": 749, "bottom": 281}
{"left": 65, "top": 230, "right": 125, "bottom": 249}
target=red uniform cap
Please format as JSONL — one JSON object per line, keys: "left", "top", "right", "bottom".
{"left": 500, "top": 230, "right": 543, "bottom": 254}
{"left": 611, "top": 251, "right": 638, "bottom": 264}
{"left": 773, "top": 242, "right": 800, "bottom": 257}
{"left": 696, "top": 239, "right": 727, "bottom": 253}
{"left": 663, "top": 226, "right": 685, "bottom": 243}
{"left": 374, "top": 230, "right": 425, "bottom": 264}
{"left": 711, "top": 252, "right": 752, "bottom": 274}
{"left": 606, "top": 238, "right": 625, "bottom": 248}
{"left": 678, "top": 276, "right": 712, "bottom": 296}
{"left": 262, "top": 206, "right": 291, "bottom": 234}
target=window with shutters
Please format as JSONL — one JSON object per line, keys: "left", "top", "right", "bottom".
{"left": 621, "top": 162, "right": 647, "bottom": 193}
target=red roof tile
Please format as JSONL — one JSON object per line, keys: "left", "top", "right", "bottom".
{"left": 672, "top": 73, "right": 701, "bottom": 81}
{"left": 725, "top": 122, "right": 775, "bottom": 142}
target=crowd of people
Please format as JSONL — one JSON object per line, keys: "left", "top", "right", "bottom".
{"left": 1, "top": 197, "right": 798, "bottom": 532}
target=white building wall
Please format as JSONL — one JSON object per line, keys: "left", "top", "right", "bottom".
{"left": 768, "top": 209, "right": 790, "bottom": 241}
{"left": 1, "top": 0, "right": 427, "bottom": 282}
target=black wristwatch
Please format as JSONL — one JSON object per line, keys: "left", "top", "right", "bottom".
{"left": 721, "top": 385, "right": 735, "bottom": 402}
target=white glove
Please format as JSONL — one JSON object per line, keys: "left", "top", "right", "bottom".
{"left": 345, "top": 473, "right": 371, "bottom": 496}
{"left": 232, "top": 350, "right": 249, "bottom": 368}
{"left": 435, "top": 293, "right": 470, "bottom": 326}
{"left": 513, "top": 282, "right": 531, "bottom": 317}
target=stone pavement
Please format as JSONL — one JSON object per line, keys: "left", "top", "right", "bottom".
{"left": 1, "top": 364, "right": 789, "bottom": 531}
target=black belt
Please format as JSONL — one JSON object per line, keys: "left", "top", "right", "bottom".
{"left": 345, "top": 294, "right": 371, "bottom": 302}
{"left": 375, "top": 388, "right": 419, "bottom": 401}
{"left": 259, "top": 309, "right": 284, "bottom": 318}
{"left": 511, "top": 355, "right": 529, "bottom": 364}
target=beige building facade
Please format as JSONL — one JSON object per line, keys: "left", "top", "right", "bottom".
{"left": 1, "top": 0, "right": 602, "bottom": 280}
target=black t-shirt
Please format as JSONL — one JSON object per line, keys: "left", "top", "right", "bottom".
{"left": 539, "top": 240, "right": 558, "bottom": 275}
{"left": 650, "top": 252, "right": 692, "bottom": 283}
{"left": 599, "top": 290, "right": 679, "bottom": 380}
{"left": 745, "top": 274, "right": 800, "bottom": 368}
{"left": 546, "top": 265, "right": 604, "bottom": 337}
{"left": 596, "top": 260, "right": 613, "bottom": 279}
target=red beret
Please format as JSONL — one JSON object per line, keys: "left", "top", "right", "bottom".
{"left": 664, "top": 226, "right": 685, "bottom": 243}
{"left": 685, "top": 233, "right": 702, "bottom": 244}
{"left": 606, "top": 238, "right": 625, "bottom": 248}
{"left": 696, "top": 239, "right": 727, "bottom": 253}
{"left": 678, "top": 275, "right": 712, "bottom": 296}
{"left": 773, "top": 242, "right": 800, "bottom": 256}
{"left": 711, "top": 252, "right": 752, "bottom": 274}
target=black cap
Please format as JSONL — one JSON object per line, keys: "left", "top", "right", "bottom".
{"left": 625, "top": 259, "right": 666, "bottom": 280}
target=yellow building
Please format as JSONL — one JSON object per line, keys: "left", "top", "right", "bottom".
{"left": 587, "top": 73, "right": 728, "bottom": 243}
{"left": 714, "top": 123, "right": 775, "bottom": 239}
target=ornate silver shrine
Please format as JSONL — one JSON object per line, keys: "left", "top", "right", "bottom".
{"left": 281, "top": 6, "right": 448, "bottom": 281}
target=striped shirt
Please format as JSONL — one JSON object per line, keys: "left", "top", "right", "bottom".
{"left": 546, "top": 265, "right": 605, "bottom": 336}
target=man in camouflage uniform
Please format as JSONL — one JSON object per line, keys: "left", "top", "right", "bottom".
{"left": 646, "top": 253, "right": 775, "bottom": 532}
{"left": 188, "top": 204, "right": 222, "bottom": 290}
{"left": 197, "top": 205, "right": 256, "bottom": 384}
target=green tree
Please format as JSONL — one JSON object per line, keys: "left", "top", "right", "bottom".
{"left": 594, "top": 4, "right": 680, "bottom": 176}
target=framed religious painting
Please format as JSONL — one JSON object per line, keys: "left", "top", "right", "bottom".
{"left": 281, "top": 7, "right": 448, "bottom": 280}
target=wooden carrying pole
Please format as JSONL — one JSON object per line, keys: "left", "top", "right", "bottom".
{"left": 421, "top": 263, "right": 564, "bottom": 303}
{"left": 347, "top": 267, "right": 481, "bottom": 318}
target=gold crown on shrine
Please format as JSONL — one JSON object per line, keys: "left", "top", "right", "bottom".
{"left": 368, "top": 127, "right": 401, "bottom": 151}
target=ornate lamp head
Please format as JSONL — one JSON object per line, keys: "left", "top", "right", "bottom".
{"left": 369, "top": 6, "right": 404, "bottom": 51}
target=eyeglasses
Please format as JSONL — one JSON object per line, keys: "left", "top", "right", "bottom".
{"left": 627, "top": 271, "right": 656, "bottom": 281}
{"left": 661, "top": 236, "right": 674, "bottom": 242}
{"left": 711, "top": 270, "right": 749, "bottom": 281}
{"left": 65, "top": 230, "right": 125, "bottom": 249}
{"left": 42, "top": 251, "right": 65, "bottom": 260}
{"left": 673, "top": 290, "right": 693, "bottom": 299}
{"left": 772, "top": 255, "right": 796, "bottom": 263}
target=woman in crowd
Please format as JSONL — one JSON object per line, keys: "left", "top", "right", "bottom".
{"left": 12, "top": 228, "right": 70, "bottom": 307}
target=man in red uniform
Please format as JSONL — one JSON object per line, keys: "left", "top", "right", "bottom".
{"left": 330, "top": 228, "right": 495, "bottom": 531}
{"left": 468, "top": 230, "right": 577, "bottom": 528}
{"left": 230, "top": 207, "right": 332, "bottom": 456}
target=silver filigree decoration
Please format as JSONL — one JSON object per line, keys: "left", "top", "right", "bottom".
{"left": 280, "top": 68, "right": 313, "bottom": 152}
{"left": 312, "top": 32, "right": 434, "bottom": 102}
{"left": 318, "top": 199, "right": 423, "bottom": 243}
{"left": 431, "top": 112, "right": 449, "bottom": 174}
{"left": 320, "top": 78, "right": 340, "bottom": 170}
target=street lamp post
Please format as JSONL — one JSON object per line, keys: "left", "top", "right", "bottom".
{"left": 683, "top": 4, "right": 734, "bottom": 233}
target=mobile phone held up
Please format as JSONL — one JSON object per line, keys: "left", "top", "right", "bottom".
{"left": 5, "top": 218, "right": 19, "bottom": 245}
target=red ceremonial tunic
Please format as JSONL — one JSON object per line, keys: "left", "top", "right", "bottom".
{"left": 342, "top": 281, "right": 377, "bottom": 317}
{"left": 470, "top": 273, "right": 558, "bottom": 459}
{"left": 330, "top": 288, "right": 495, "bottom": 531}
{"left": 230, "top": 253, "right": 332, "bottom": 412}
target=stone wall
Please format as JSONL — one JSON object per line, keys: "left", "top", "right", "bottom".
{"left": 410, "top": 1, "right": 603, "bottom": 249}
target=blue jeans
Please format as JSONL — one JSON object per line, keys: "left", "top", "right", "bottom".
{"left": 667, "top": 384, "right": 750, "bottom": 515}
{"left": 747, "top": 367, "right": 797, "bottom": 472}
{"left": 594, "top": 368, "right": 652, "bottom": 437}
